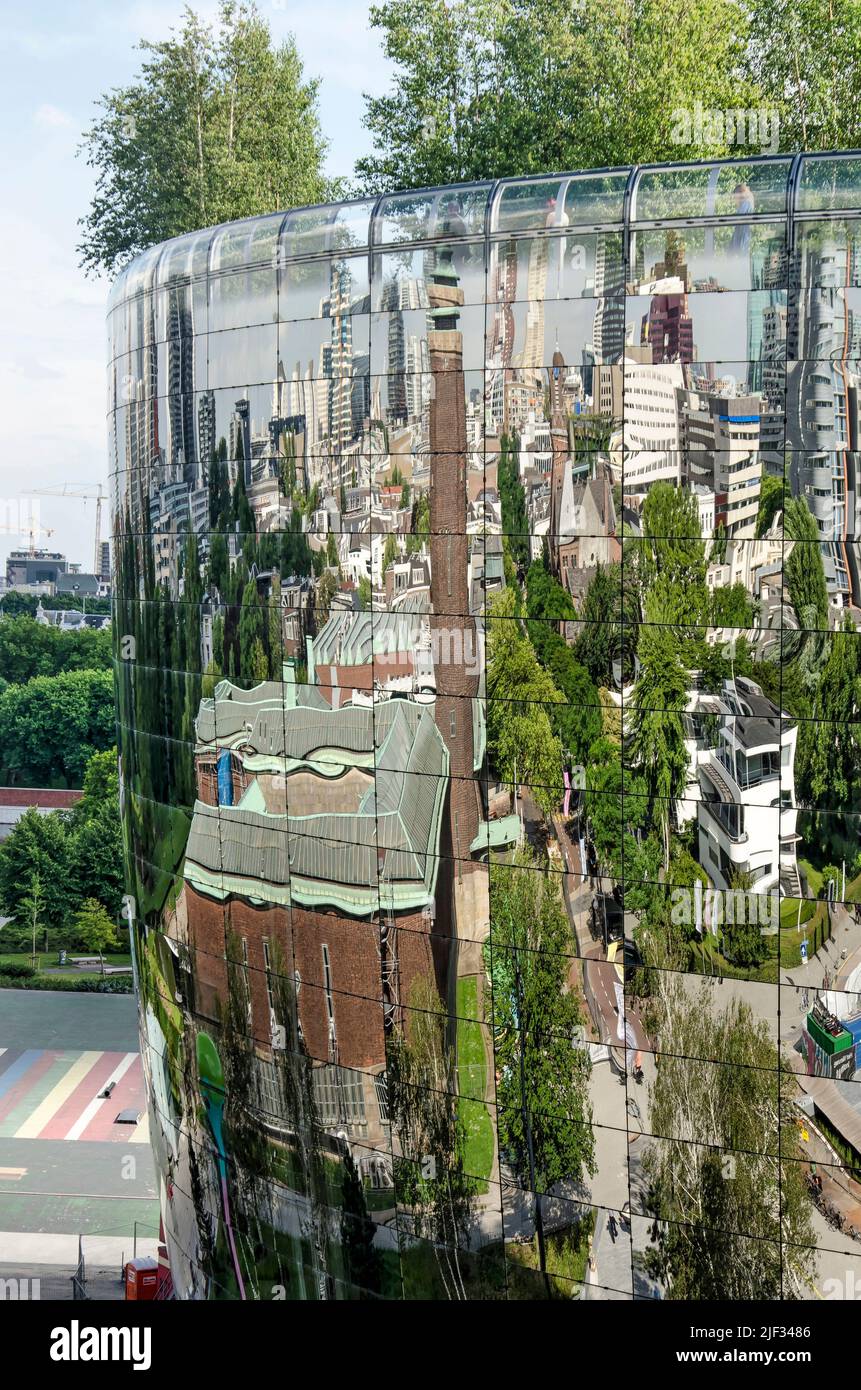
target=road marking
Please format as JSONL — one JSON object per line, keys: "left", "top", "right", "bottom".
{"left": 14, "top": 1052, "right": 102, "bottom": 1138}
{"left": 64, "top": 1052, "right": 138, "bottom": 1141}
{"left": 0, "top": 1167, "right": 26, "bottom": 1180}
{"left": 130, "top": 1110, "right": 150, "bottom": 1145}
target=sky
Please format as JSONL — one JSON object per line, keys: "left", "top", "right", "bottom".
{"left": 0, "top": 0, "right": 391, "bottom": 570}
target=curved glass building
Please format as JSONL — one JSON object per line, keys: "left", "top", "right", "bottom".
{"left": 110, "top": 153, "right": 861, "bottom": 1300}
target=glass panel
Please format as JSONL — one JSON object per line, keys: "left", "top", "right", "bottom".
{"left": 634, "top": 160, "right": 793, "bottom": 221}
{"left": 796, "top": 219, "right": 861, "bottom": 287}
{"left": 280, "top": 199, "right": 375, "bottom": 258}
{"left": 121, "top": 241, "right": 162, "bottom": 300}
{"left": 374, "top": 185, "right": 490, "bottom": 244}
{"left": 562, "top": 171, "right": 629, "bottom": 226}
{"left": 209, "top": 214, "right": 284, "bottom": 273}
{"left": 157, "top": 228, "right": 214, "bottom": 286}
{"left": 630, "top": 223, "right": 788, "bottom": 293}
{"left": 797, "top": 155, "right": 861, "bottom": 213}
{"left": 493, "top": 178, "right": 567, "bottom": 233}
{"left": 109, "top": 158, "right": 861, "bottom": 1307}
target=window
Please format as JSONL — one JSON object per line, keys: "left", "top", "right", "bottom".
{"left": 322, "top": 944, "right": 336, "bottom": 1059}
{"left": 312, "top": 1065, "right": 366, "bottom": 1128}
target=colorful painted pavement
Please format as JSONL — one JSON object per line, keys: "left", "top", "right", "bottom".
{"left": 0, "top": 1047, "right": 148, "bottom": 1143}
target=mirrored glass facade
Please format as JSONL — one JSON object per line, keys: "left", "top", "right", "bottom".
{"left": 109, "top": 153, "right": 861, "bottom": 1300}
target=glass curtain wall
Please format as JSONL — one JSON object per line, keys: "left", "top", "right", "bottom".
{"left": 108, "top": 152, "right": 861, "bottom": 1300}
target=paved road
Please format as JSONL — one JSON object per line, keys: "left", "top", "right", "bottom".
{"left": 0, "top": 988, "right": 159, "bottom": 1289}
{"left": 0, "top": 990, "right": 140, "bottom": 1052}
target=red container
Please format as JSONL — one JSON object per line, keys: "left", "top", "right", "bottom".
{"left": 125, "top": 1257, "right": 159, "bottom": 1301}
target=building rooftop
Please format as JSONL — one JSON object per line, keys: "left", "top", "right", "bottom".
{"left": 186, "top": 690, "right": 450, "bottom": 915}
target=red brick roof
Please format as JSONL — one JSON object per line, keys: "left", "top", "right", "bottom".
{"left": 0, "top": 788, "right": 83, "bottom": 808}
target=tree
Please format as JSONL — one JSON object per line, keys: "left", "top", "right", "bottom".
{"left": 747, "top": 0, "right": 861, "bottom": 152}
{"left": 643, "top": 974, "right": 814, "bottom": 1299}
{"left": 784, "top": 496, "right": 829, "bottom": 632}
{"left": 238, "top": 578, "right": 265, "bottom": 685}
{"left": 75, "top": 746, "right": 119, "bottom": 819}
{"left": 357, "top": 0, "right": 759, "bottom": 191}
{"left": 73, "top": 898, "right": 121, "bottom": 972}
{"left": 315, "top": 570, "right": 339, "bottom": 626}
{"left": 803, "top": 621, "right": 861, "bottom": 815}
{"left": 573, "top": 564, "right": 625, "bottom": 687}
{"left": 489, "top": 851, "right": 595, "bottom": 1190}
{"left": 382, "top": 534, "right": 399, "bottom": 575}
{"left": 632, "top": 484, "right": 709, "bottom": 634}
{"left": 0, "top": 616, "right": 112, "bottom": 684}
{"left": 407, "top": 493, "right": 430, "bottom": 554}
{"left": 487, "top": 849, "right": 595, "bottom": 1290}
{"left": 486, "top": 588, "right": 563, "bottom": 813}
{"left": 19, "top": 871, "right": 45, "bottom": 968}
{"left": 387, "top": 974, "right": 478, "bottom": 1300}
{"left": 358, "top": 0, "right": 861, "bottom": 195}
{"left": 339, "top": 1148, "right": 383, "bottom": 1299}
{"left": 0, "top": 669, "right": 115, "bottom": 787}
{"left": 756, "top": 472, "right": 787, "bottom": 538}
{"left": 626, "top": 581, "right": 692, "bottom": 869}
{"left": 497, "top": 435, "right": 529, "bottom": 570}
{"left": 78, "top": 1, "right": 328, "bottom": 275}
{"left": 69, "top": 806, "right": 124, "bottom": 919}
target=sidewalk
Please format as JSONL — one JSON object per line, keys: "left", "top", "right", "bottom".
{"left": 0, "top": 1231, "right": 159, "bottom": 1265}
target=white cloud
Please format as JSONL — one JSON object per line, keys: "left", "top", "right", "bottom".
{"left": 33, "top": 103, "right": 75, "bottom": 129}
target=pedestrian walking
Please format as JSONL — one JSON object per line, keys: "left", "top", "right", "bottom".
{"left": 607, "top": 1211, "right": 618, "bottom": 1243}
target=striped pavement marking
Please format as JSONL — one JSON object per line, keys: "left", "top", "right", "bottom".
{"left": 63, "top": 1053, "right": 138, "bottom": 1141}
{"left": 0, "top": 1051, "right": 70, "bottom": 1135}
{"left": 130, "top": 1110, "right": 150, "bottom": 1145}
{"left": 0, "top": 1049, "right": 43, "bottom": 1104}
{"left": 79, "top": 1055, "right": 147, "bottom": 1142}
{"left": 14, "top": 1051, "right": 101, "bottom": 1138}
{"left": 35, "top": 1050, "right": 125, "bottom": 1141}
{"left": 0, "top": 1049, "right": 148, "bottom": 1141}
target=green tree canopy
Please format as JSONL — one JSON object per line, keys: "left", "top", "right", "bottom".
{"left": 488, "top": 850, "right": 595, "bottom": 1196}
{"left": 78, "top": 0, "right": 328, "bottom": 275}
{"left": 0, "top": 669, "right": 115, "bottom": 787}
{"left": 784, "top": 496, "right": 829, "bottom": 632}
{"left": 355, "top": 0, "right": 861, "bottom": 191}
{"left": 0, "top": 616, "right": 112, "bottom": 684}
{"left": 73, "top": 898, "right": 121, "bottom": 958}
{"left": 644, "top": 974, "right": 814, "bottom": 1299}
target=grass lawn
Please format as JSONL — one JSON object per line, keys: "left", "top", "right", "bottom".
{"left": 0, "top": 950, "right": 132, "bottom": 982}
{"left": 455, "top": 975, "right": 495, "bottom": 1189}
{"left": 798, "top": 859, "right": 824, "bottom": 898}
{"left": 689, "top": 899, "right": 830, "bottom": 982}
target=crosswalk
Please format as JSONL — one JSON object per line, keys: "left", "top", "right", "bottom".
{"left": 0, "top": 1048, "right": 147, "bottom": 1142}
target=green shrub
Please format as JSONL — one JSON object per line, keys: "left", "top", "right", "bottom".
{"left": 0, "top": 973, "right": 133, "bottom": 994}
{"left": 0, "top": 961, "right": 36, "bottom": 979}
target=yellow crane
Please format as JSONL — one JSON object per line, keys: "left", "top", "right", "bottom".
{"left": 28, "top": 484, "right": 105, "bottom": 574}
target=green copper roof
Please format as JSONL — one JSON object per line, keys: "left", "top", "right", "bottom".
{"left": 185, "top": 694, "right": 450, "bottom": 916}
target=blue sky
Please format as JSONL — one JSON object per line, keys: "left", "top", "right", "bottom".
{"left": 0, "top": 1, "right": 390, "bottom": 567}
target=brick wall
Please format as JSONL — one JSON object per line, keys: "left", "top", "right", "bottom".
{"left": 186, "top": 884, "right": 443, "bottom": 1068}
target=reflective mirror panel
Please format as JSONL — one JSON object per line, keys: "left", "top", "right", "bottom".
{"left": 109, "top": 152, "right": 861, "bottom": 1303}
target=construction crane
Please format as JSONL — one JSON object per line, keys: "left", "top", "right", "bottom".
{"left": 28, "top": 484, "right": 105, "bottom": 574}
{"left": 0, "top": 521, "right": 55, "bottom": 555}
